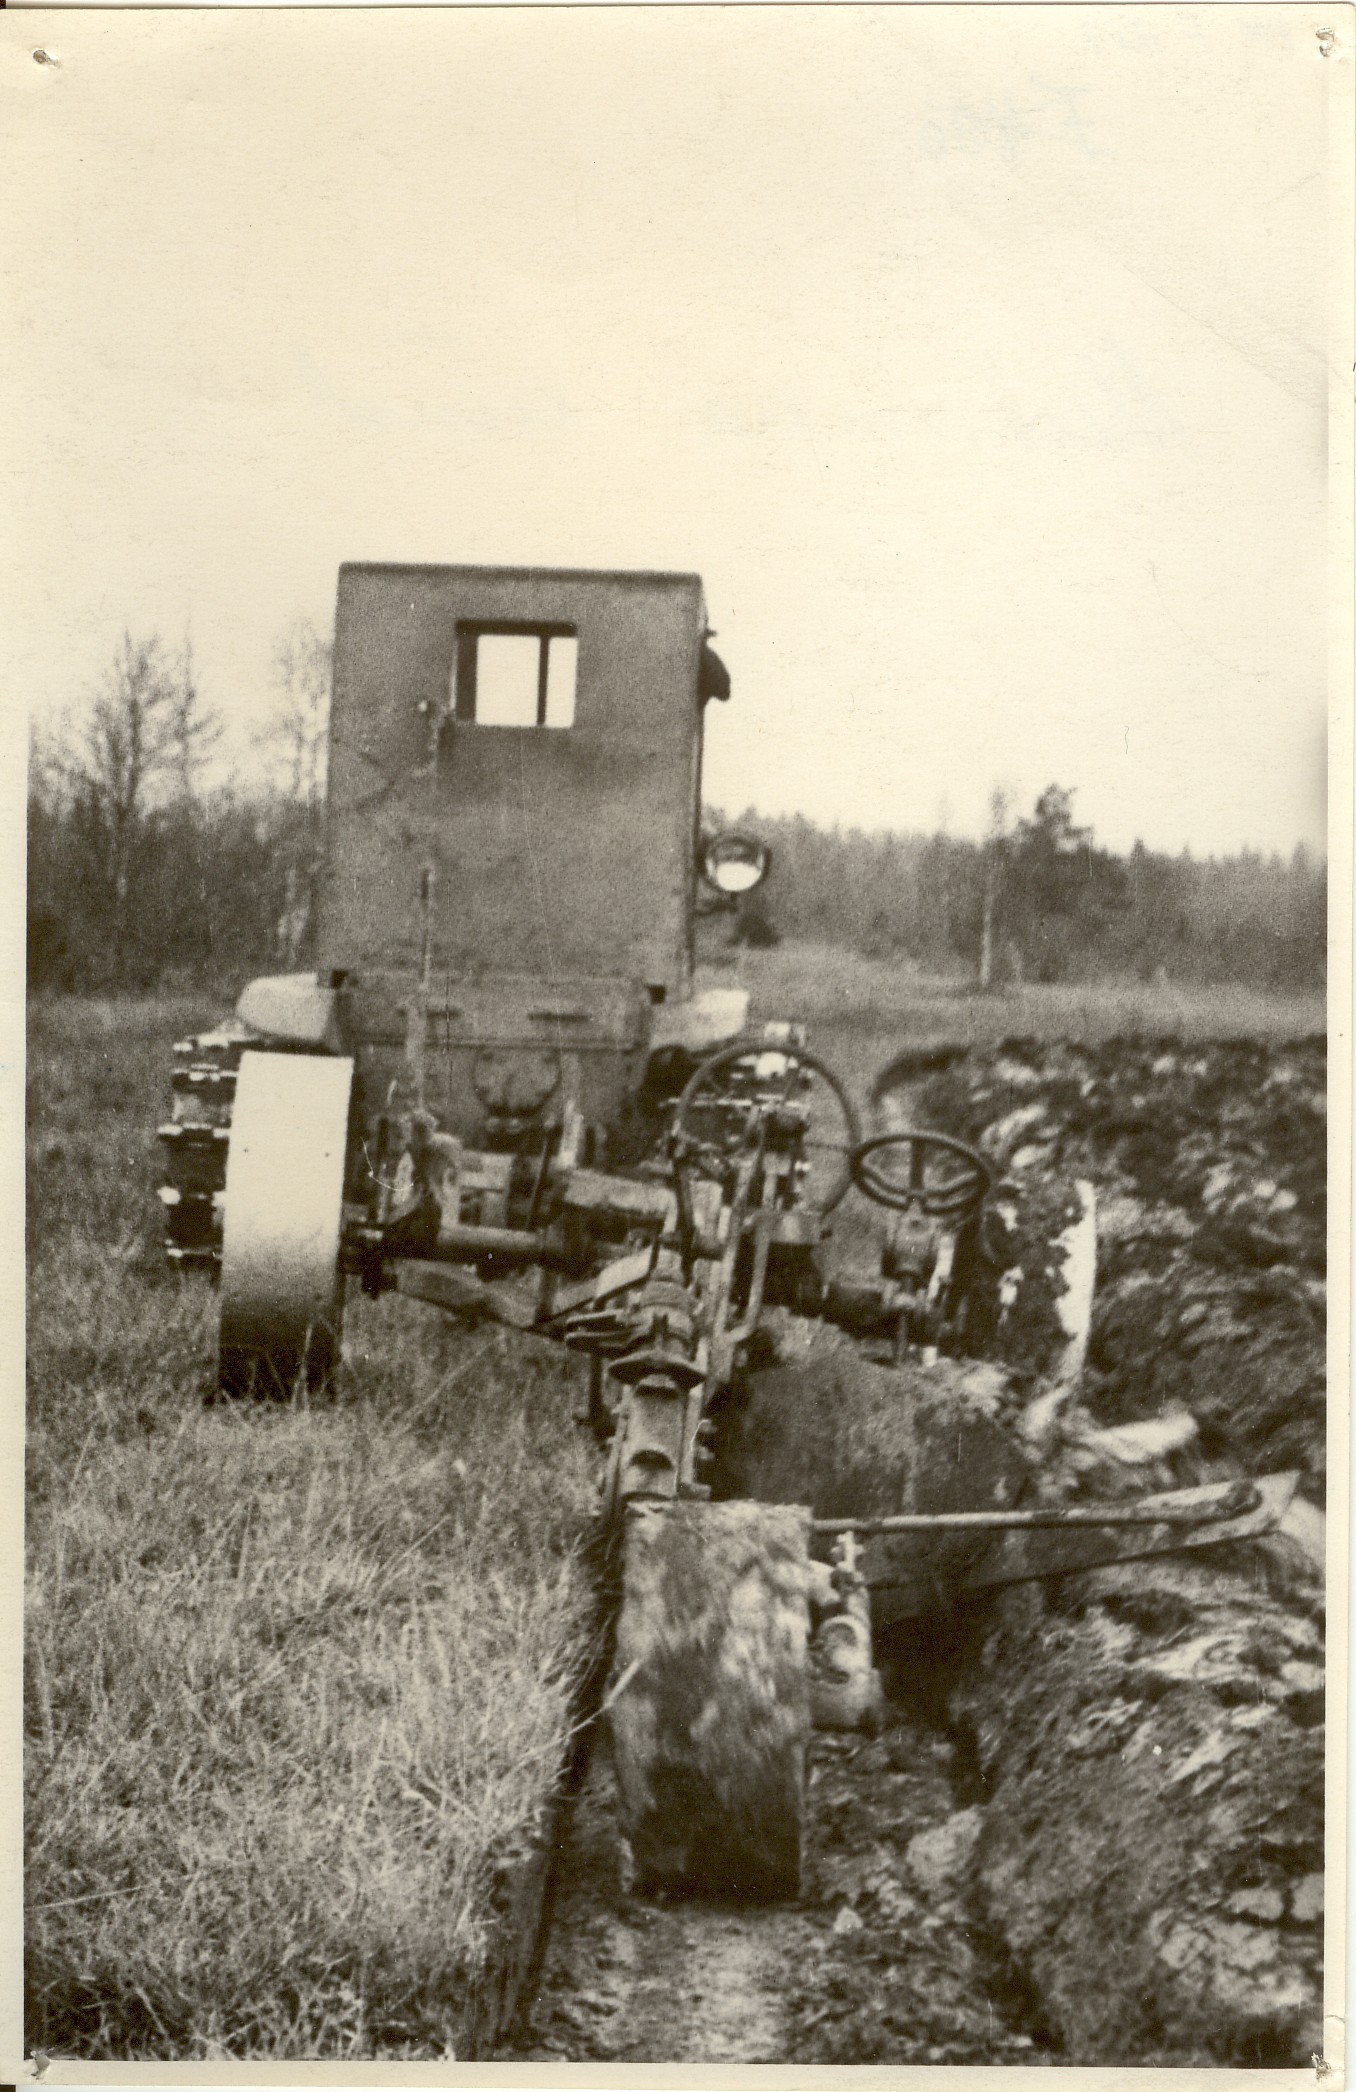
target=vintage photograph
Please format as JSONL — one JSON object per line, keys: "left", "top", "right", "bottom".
{"left": 7, "top": 2, "right": 1345, "bottom": 2074}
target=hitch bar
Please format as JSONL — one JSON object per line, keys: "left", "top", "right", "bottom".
{"left": 853, "top": 1473, "right": 1301, "bottom": 1624}
{"left": 812, "top": 1479, "right": 1260, "bottom": 1537}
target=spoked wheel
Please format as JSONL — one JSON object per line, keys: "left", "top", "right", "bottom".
{"left": 216, "top": 1051, "right": 354, "bottom": 1400}
{"left": 608, "top": 1498, "right": 812, "bottom": 1900}
{"left": 672, "top": 1039, "right": 862, "bottom": 1215}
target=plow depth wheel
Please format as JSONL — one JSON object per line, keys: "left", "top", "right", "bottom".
{"left": 609, "top": 1499, "right": 812, "bottom": 1901}
{"left": 217, "top": 1051, "right": 353, "bottom": 1399}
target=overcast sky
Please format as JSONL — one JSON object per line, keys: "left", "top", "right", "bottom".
{"left": 3, "top": 4, "right": 1336, "bottom": 855}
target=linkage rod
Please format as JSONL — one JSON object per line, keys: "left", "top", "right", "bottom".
{"left": 812, "top": 1484, "right": 1258, "bottom": 1536}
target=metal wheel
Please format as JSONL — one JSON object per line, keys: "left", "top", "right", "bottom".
{"left": 608, "top": 1498, "right": 811, "bottom": 1900}
{"left": 217, "top": 1051, "right": 354, "bottom": 1400}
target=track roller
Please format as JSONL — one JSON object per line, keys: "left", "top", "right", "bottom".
{"left": 608, "top": 1498, "right": 812, "bottom": 1901}
{"left": 216, "top": 1051, "right": 353, "bottom": 1399}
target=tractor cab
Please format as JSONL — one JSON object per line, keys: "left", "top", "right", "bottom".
{"left": 237, "top": 565, "right": 755, "bottom": 1158}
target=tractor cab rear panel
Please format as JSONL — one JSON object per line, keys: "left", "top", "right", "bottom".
{"left": 341, "top": 968, "right": 655, "bottom": 1156}
{"left": 318, "top": 564, "right": 709, "bottom": 999}
{"left": 316, "top": 565, "right": 714, "bottom": 1148}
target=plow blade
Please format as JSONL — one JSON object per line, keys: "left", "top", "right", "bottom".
{"left": 867, "top": 1472, "right": 1301, "bottom": 1625}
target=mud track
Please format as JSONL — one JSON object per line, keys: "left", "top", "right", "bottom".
{"left": 509, "top": 1721, "right": 1043, "bottom": 2066}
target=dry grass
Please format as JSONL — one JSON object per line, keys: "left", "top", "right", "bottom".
{"left": 26, "top": 997, "right": 598, "bottom": 2059}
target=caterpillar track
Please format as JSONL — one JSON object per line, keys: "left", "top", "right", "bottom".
{"left": 156, "top": 1024, "right": 250, "bottom": 1272}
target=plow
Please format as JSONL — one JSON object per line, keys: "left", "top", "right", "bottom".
{"left": 159, "top": 562, "right": 1302, "bottom": 1905}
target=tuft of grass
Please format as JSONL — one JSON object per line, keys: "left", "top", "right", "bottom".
{"left": 27, "top": 1290, "right": 599, "bottom": 2059}
{"left": 26, "top": 999, "right": 599, "bottom": 2059}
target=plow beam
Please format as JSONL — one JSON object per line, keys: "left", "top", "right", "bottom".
{"left": 815, "top": 1477, "right": 1265, "bottom": 1536}
{"left": 865, "top": 1472, "right": 1301, "bottom": 1623}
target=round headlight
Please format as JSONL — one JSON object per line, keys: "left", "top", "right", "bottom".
{"left": 699, "top": 831, "right": 771, "bottom": 896}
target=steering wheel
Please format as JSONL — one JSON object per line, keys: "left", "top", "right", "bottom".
{"left": 849, "top": 1130, "right": 993, "bottom": 1221}
{"left": 671, "top": 1039, "right": 862, "bottom": 1213}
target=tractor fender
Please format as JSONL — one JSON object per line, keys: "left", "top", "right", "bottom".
{"left": 236, "top": 972, "right": 345, "bottom": 1052}
{"left": 649, "top": 986, "right": 750, "bottom": 1058}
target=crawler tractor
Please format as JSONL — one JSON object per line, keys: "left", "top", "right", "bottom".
{"left": 160, "top": 564, "right": 1299, "bottom": 1897}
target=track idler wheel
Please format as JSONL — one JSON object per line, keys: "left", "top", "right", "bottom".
{"left": 608, "top": 1499, "right": 811, "bottom": 1901}
{"left": 217, "top": 1051, "right": 354, "bottom": 1400}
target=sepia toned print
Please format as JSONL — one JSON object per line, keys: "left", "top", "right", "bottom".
{"left": 7, "top": 4, "right": 1348, "bottom": 2079}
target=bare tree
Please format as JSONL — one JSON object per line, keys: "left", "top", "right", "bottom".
{"left": 979, "top": 784, "right": 1013, "bottom": 991}
{"left": 255, "top": 617, "right": 333, "bottom": 966}
{"left": 48, "top": 630, "right": 222, "bottom": 983}
{"left": 80, "top": 634, "right": 177, "bottom": 978}
{"left": 164, "top": 633, "right": 222, "bottom": 801}
{"left": 261, "top": 617, "right": 331, "bottom": 809}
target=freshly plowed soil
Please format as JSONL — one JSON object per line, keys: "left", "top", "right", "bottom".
{"left": 890, "top": 1035, "right": 1327, "bottom": 1490}
{"left": 882, "top": 1033, "right": 1328, "bottom": 2064}
{"left": 957, "top": 1551, "right": 1325, "bottom": 2066}
{"left": 504, "top": 1035, "right": 1327, "bottom": 2068}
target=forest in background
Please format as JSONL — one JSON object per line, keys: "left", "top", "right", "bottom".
{"left": 725, "top": 796, "right": 1326, "bottom": 992}
{"left": 25, "top": 626, "right": 1327, "bottom": 997}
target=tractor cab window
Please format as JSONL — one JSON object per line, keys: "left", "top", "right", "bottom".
{"left": 451, "top": 623, "right": 577, "bottom": 728}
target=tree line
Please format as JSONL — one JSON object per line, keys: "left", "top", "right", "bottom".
{"left": 27, "top": 629, "right": 1326, "bottom": 996}
{"left": 724, "top": 789, "right": 1325, "bottom": 991}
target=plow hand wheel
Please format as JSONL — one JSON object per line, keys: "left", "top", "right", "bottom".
{"left": 671, "top": 1039, "right": 862, "bottom": 1213}
{"left": 850, "top": 1129, "right": 993, "bottom": 1222}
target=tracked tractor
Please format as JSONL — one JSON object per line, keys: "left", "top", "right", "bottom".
{"left": 160, "top": 564, "right": 1300, "bottom": 1898}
